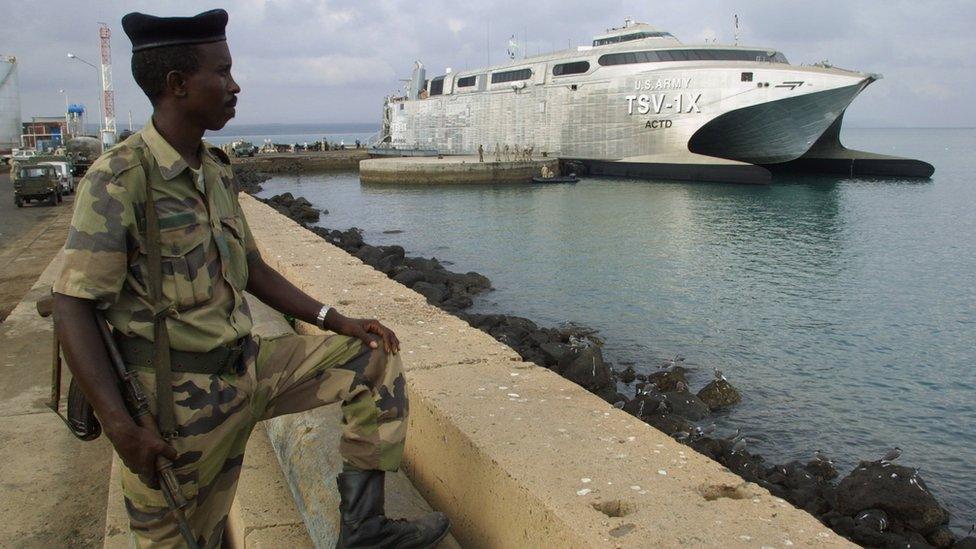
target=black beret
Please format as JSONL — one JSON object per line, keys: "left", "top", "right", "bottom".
{"left": 122, "top": 9, "right": 228, "bottom": 52}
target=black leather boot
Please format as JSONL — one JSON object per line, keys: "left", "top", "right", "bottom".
{"left": 336, "top": 469, "right": 451, "bottom": 549}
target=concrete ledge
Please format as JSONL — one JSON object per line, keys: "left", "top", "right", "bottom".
{"left": 240, "top": 193, "right": 854, "bottom": 548}
{"left": 360, "top": 155, "right": 559, "bottom": 184}
{"left": 226, "top": 428, "right": 312, "bottom": 548}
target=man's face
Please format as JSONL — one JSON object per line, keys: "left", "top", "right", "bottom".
{"left": 183, "top": 41, "right": 240, "bottom": 130}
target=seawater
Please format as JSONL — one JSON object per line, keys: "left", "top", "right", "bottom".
{"left": 256, "top": 128, "right": 975, "bottom": 530}
{"left": 203, "top": 122, "right": 376, "bottom": 147}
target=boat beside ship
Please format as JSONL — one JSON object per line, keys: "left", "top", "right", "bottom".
{"left": 372, "top": 18, "right": 933, "bottom": 183}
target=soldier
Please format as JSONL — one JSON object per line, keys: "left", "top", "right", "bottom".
{"left": 477, "top": 143, "right": 484, "bottom": 163}
{"left": 51, "top": 9, "right": 450, "bottom": 548}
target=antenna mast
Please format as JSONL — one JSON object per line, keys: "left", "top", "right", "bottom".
{"left": 99, "top": 22, "right": 117, "bottom": 147}
{"left": 733, "top": 14, "right": 740, "bottom": 46}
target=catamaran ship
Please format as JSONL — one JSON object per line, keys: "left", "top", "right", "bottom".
{"left": 373, "top": 18, "right": 933, "bottom": 183}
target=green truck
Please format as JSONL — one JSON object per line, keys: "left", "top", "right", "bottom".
{"left": 13, "top": 164, "right": 63, "bottom": 207}
{"left": 232, "top": 141, "right": 258, "bottom": 157}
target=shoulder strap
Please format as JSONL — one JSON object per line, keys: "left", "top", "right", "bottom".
{"left": 139, "top": 152, "right": 177, "bottom": 439}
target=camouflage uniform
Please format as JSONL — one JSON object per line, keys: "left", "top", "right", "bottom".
{"left": 54, "top": 120, "right": 408, "bottom": 547}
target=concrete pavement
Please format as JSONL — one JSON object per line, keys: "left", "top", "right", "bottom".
{"left": 0, "top": 173, "right": 74, "bottom": 322}
{"left": 0, "top": 254, "right": 113, "bottom": 547}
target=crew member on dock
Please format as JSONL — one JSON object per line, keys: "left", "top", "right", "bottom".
{"left": 51, "top": 9, "right": 450, "bottom": 548}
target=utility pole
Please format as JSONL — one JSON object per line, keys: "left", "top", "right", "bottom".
{"left": 98, "top": 22, "right": 117, "bottom": 148}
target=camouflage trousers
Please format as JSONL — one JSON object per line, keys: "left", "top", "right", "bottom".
{"left": 120, "top": 332, "right": 409, "bottom": 548}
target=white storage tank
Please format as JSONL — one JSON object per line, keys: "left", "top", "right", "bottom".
{"left": 0, "top": 55, "right": 22, "bottom": 152}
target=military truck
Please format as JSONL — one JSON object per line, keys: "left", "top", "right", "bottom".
{"left": 232, "top": 141, "right": 258, "bottom": 157}
{"left": 13, "top": 164, "right": 62, "bottom": 207}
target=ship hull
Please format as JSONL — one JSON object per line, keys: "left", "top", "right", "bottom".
{"left": 688, "top": 82, "right": 869, "bottom": 164}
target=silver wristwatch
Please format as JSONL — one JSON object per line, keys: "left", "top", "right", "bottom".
{"left": 315, "top": 305, "right": 331, "bottom": 330}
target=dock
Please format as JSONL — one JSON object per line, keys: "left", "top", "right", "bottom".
{"left": 360, "top": 155, "right": 559, "bottom": 184}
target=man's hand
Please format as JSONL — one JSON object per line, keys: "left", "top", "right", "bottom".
{"left": 329, "top": 311, "right": 400, "bottom": 354}
{"left": 107, "top": 421, "right": 179, "bottom": 485}
{"left": 245, "top": 256, "right": 400, "bottom": 354}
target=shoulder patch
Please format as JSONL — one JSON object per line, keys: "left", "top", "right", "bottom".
{"left": 209, "top": 146, "right": 231, "bottom": 165}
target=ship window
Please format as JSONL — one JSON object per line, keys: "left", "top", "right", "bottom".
{"left": 491, "top": 68, "right": 532, "bottom": 84}
{"left": 592, "top": 31, "right": 675, "bottom": 47}
{"left": 429, "top": 77, "right": 445, "bottom": 96}
{"left": 598, "top": 48, "right": 789, "bottom": 66}
{"left": 457, "top": 75, "right": 478, "bottom": 87}
{"left": 552, "top": 61, "right": 590, "bottom": 76}
{"left": 741, "top": 72, "right": 753, "bottom": 82}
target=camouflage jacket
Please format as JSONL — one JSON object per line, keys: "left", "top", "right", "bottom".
{"left": 54, "top": 119, "right": 258, "bottom": 352}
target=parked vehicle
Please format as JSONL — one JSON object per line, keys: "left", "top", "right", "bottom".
{"left": 39, "top": 160, "right": 75, "bottom": 194}
{"left": 11, "top": 148, "right": 39, "bottom": 162}
{"left": 232, "top": 141, "right": 258, "bottom": 157}
{"left": 13, "top": 164, "right": 62, "bottom": 207}
{"left": 66, "top": 136, "right": 101, "bottom": 176}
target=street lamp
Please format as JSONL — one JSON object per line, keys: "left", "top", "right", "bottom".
{"left": 59, "top": 89, "right": 69, "bottom": 141}
{"left": 67, "top": 53, "right": 103, "bottom": 135}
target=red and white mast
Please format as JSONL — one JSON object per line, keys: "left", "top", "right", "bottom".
{"left": 98, "top": 23, "right": 117, "bottom": 146}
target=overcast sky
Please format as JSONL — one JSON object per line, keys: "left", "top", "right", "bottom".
{"left": 5, "top": 0, "right": 975, "bottom": 128}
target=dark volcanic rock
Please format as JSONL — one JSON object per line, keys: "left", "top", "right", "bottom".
{"left": 925, "top": 526, "right": 955, "bottom": 548}
{"left": 687, "top": 436, "right": 724, "bottom": 460}
{"left": 403, "top": 256, "right": 443, "bottom": 271}
{"left": 539, "top": 342, "right": 573, "bottom": 365}
{"left": 643, "top": 413, "right": 695, "bottom": 436}
{"left": 954, "top": 537, "right": 976, "bottom": 549}
{"left": 832, "top": 462, "right": 950, "bottom": 535}
{"left": 622, "top": 394, "right": 666, "bottom": 420}
{"left": 355, "top": 245, "right": 384, "bottom": 266}
{"left": 558, "top": 346, "right": 613, "bottom": 392}
{"left": 232, "top": 165, "right": 271, "bottom": 194}
{"left": 853, "top": 508, "right": 890, "bottom": 533}
{"left": 618, "top": 365, "right": 637, "bottom": 384}
{"left": 412, "top": 281, "right": 448, "bottom": 304}
{"left": 392, "top": 269, "right": 428, "bottom": 288}
{"left": 646, "top": 368, "right": 689, "bottom": 392}
{"left": 661, "top": 390, "right": 710, "bottom": 421}
{"left": 805, "top": 458, "right": 839, "bottom": 482}
{"left": 697, "top": 379, "right": 742, "bottom": 410}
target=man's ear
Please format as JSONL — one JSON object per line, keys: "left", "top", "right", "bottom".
{"left": 164, "top": 70, "right": 189, "bottom": 99}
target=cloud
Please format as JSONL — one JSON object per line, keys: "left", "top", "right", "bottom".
{"left": 447, "top": 18, "right": 466, "bottom": 35}
{"left": 2, "top": 0, "right": 975, "bottom": 126}
{"left": 237, "top": 55, "right": 395, "bottom": 88}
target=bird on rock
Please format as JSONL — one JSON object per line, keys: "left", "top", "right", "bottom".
{"left": 713, "top": 367, "right": 726, "bottom": 381}
{"left": 880, "top": 447, "right": 902, "bottom": 463}
{"left": 662, "top": 354, "right": 684, "bottom": 369}
{"left": 731, "top": 438, "right": 748, "bottom": 454}
{"left": 694, "top": 423, "right": 716, "bottom": 438}
{"left": 814, "top": 450, "right": 833, "bottom": 464}
{"left": 724, "top": 428, "right": 742, "bottom": 443}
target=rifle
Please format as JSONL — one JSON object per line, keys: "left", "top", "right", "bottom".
{"left": 38, "top": 294, "right": 199, "bottom": 548}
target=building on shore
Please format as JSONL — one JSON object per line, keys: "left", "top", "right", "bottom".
{"left": 21, "top": 116, "right": 68, "bottom": 151}
{"left": 0, "top": 55, "right": 22, "bottom": 154}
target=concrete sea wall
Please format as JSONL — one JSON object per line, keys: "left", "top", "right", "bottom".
{"left": 240, "top": 193, "right": 852, "bottom": 548}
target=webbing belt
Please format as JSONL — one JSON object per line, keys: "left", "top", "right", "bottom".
{"left": 114, "top": 333, "right": 246, "bottom": 375}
